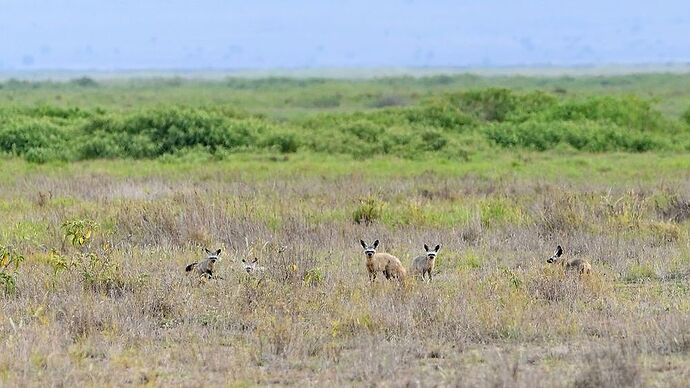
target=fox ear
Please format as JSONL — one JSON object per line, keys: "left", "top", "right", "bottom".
{"left": 204, "top": 248, "right": 211, "bottom": 254}
{"left": 360, "top": 240, "right": 367, "bottom": 248}
{"left": 373, "top": 240, "right": 379, "bottom": 248}
{"left": 424, "top": 244, "right": 429, "bottom": 252}
{"left": 435, "top": 244, "right": 441, "bottom": 252}
{"left": 555, "top": 245, "right": 563, "bottom": 257}
{"left": 215, "top": 249, "right": 221, "bottom": 255}
{"left": 252, "top": 258, "right": 258, "bottom": 263}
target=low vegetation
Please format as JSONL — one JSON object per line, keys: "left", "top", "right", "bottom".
{"left": 0, "top": 155, "right": 688, "bottom": 386}
{"left": 2, "top": 75, "right": 690, "bottom": 163}
{"left": 1, "top": 73, "right": 689, "bottom": 385}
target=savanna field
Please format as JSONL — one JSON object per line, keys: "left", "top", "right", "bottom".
{"left": 1, "top": 72, "right": 690, "bottom": 386}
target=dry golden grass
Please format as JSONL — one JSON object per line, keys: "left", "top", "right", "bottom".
{"left": 1, "top": 161, "right": 689, "bottom": 387}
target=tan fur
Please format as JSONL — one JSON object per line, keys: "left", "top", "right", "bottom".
{"left": 186, "top": 258, "right": 217, "bottom": 278}
{"left": 185, "top": 248, "right": 222, "bottom": 279}
{"left": 366, "top": 252, "right": 396, "bottom": 281}
{"left": 411, "top": 255, "right": 436, "bottom": 280}
{"left": 546, "top": 246, "right": 591, "bottom": 277}
{"left": 552, "top": 257, "right": 592, "bottom": 276}
{"left": 384, "top": 255, "right": 407, "bottom": 281}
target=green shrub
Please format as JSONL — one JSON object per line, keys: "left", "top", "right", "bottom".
{"left": 46, "top": 249, "right": 71, "bottom": 276}
{"left": 479, "top": 198, "right": 525, "bottom": 227}
{"left": 303, "top": 267, "right": 324, "bottom": 287}
{"left": 484, "top": 120, "right": 666, "bottom": 152}
{"left": 0, "top": 245, "right": 24, "bottom": 295}
{"left": 0, "top": 88, "right": 686, "bottom": 163}
{"left": 452, "top": 88, "right": 519, "bottom": 122}
{"left": 79, "top": 108, "right": 273, "bottom": 157}
{"left": 420, "top": 130, "right": 448, "bottom": 151}
{"left": 683, "top": 107, "right": 690, "bottom": 126}
{"left": 0, "top": 120, "right": 66, "bottom": 154}
{"left": 76, "top": 134, "right": 124, "bottom": 159}
{"left": 24, "top": 105, "right": 92, "bottom": 120}
{"left": 353, "top": 195, "right": 384, "bottom": 225}
{"left": 405, "top": 101, "right": 476, "bottom": 130}
{"left": 78, "top": 252, "right": 125, "bottom": 295}
{"left": 261, "top": 132, "right": 300, "bottom": 153}
{"left": 62, "top": 219, "right": 99, "bottom": 248}
{"left": 545, "top": 95, "right": 667, "bottom": 131}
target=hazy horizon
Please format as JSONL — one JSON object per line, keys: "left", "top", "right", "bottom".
{"left": 2, "top": 0, "right": 690, "bottom": 71}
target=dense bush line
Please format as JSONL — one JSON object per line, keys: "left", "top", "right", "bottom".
{"left": 1, "top": 88, "right": 689, "bottom": 162}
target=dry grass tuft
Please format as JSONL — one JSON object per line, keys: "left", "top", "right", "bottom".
{"left": 1, "top": 168, "right": 689, "bottom": 385}
{"left": 572, "top": 344, "right": 642, "bottom": 388}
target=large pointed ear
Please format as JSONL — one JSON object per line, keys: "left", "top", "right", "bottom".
{"left": 424, "top": 244, "right": 429, "bottom": 252}
{"left": 215, "top": 249, "right": 221, "bottom": 255}
{"left": 373, "top": 240, "right": 379, "bottom": 248}
{"left": 555, "top": 245, "right": 563, "bottom": 257}
{"left": 434, "top": 244, "right": 441, "bottom": 252}
{"left": 360, "top": 240, "right": 367, "bottom": 249}
{"left": 204, "top": 248, "right": 211, "bottom": 254}
{"left": 252, "top": 258, "right": 258, "bottom": 264}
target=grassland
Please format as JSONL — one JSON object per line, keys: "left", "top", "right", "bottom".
{"left": 1, "top": 72, "right": 690, "bottom": 386}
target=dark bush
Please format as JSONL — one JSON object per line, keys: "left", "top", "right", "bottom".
{"left": 405, "top": 102, "right": 476, "bottom": 131}
{"left": 420, "top": 130, "right": 447, "bottom": 151}
{"left": 370, "top": 94, "right": 407, "bottom": 108}
{"left": 449, "top": 88, "right": 521, "bottom": 122}
{"left": 683, "top": 107, "right": 690, "bottom": 126}
{"left": 70, "top": 77, "right": 99, "bottom": 87}
{"left": 261, "top": 132, "right": 300, "bottom": 153}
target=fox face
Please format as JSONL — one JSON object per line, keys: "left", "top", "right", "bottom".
{"left": 360, "top": 239, "right": 379, "bottom": 259}
{"left": 424, "top": 244, "right": 441, "bottom": 261}
{"left": 242, "top": 257, "right": 260, "bottom": 273}
{"left": 204, "top": 248, "right": 221, "bottom": 263}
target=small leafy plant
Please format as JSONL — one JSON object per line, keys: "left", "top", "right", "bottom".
{"left": 62, "top": 219, "right": 99, "bottom": 249}
{"left": 0, "top": 245, "right": 25, "bottom": 295}
{"left": 303, "top": 267, "right": 324, "bottom": 287}
{"left": 60, "top": 219, "right": 124, "bottom": 294}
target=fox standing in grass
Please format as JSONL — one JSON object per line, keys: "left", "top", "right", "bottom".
{"left": 360, "top": 239, "right": 406, "bottom": 282}
{"left": 411, "top": 244, "right": 440, "bottom": 281}
{"left": 185, "top": 248, "right": 222, "bottom": 279}
{"left": 546, "top": 245, "right": 592, "bottom": 275}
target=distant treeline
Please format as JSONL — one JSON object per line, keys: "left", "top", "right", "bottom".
{"left": 1, "top": 88, "right": 689, "bottom": 163}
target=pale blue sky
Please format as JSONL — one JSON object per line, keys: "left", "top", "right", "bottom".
{"left": 1, "top": 0, "right": 689, "bottom": 70}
